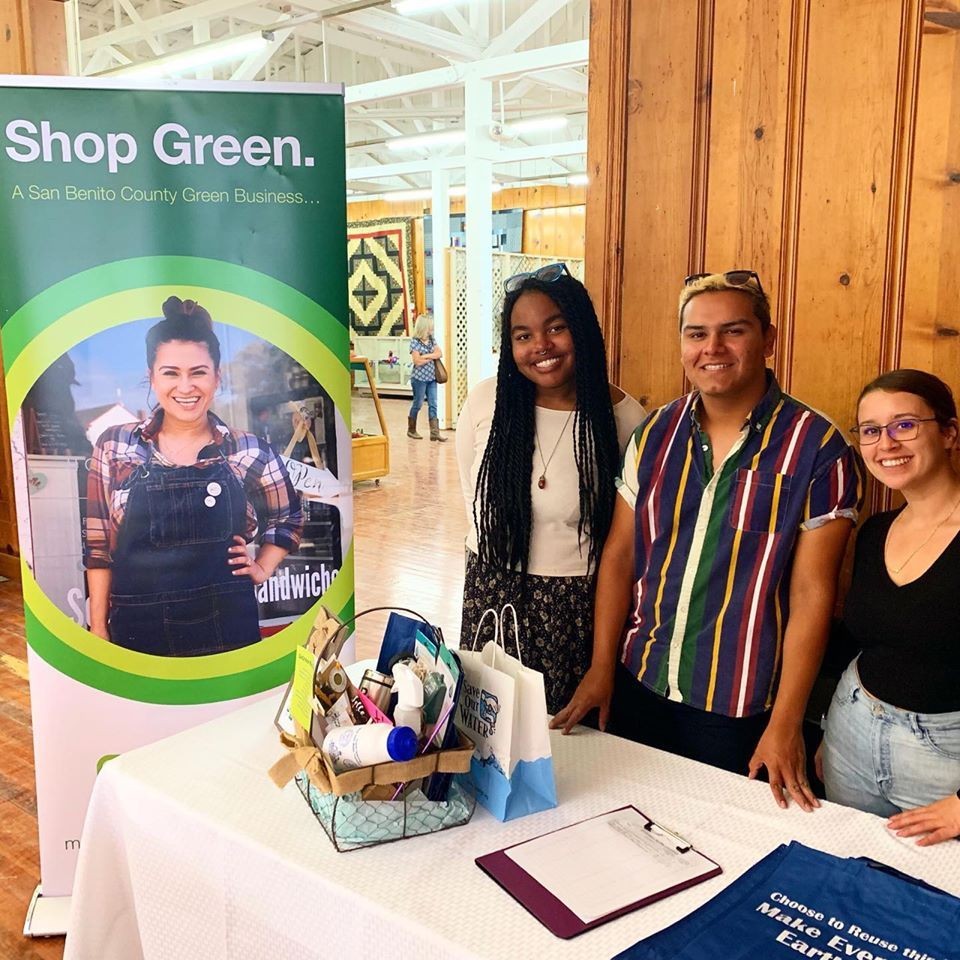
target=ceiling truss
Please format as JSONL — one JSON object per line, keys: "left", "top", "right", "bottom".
{"left": 71, "top": 0, "right": 590, "bottom": 195}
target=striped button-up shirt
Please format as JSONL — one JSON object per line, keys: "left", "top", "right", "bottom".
{"left": 617, "top": 374, "right": 864, "bottom": 718}
{"left": 84, "top": 411, "right": 303, "bottom": 569}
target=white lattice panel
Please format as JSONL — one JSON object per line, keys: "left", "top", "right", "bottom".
{"left": 447, "top": 251, "right": 585, "bottom": 425}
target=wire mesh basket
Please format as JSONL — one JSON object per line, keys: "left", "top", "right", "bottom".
{"left": 286, "top": 605, "right": 476, "bottom": 852}
{"left": 295, "top": 770, "right": 475, "bottom": 852}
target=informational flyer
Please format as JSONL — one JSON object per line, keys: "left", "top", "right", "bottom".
{"left": 0, "top": 77, "right": 352, "bottom": 900}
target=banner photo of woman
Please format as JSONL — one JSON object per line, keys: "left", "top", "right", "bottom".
{"left": 0, "top": 77, "right": 350, "bottom": 910}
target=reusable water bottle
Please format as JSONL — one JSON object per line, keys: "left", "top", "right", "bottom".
{"left": 322, "top": 723, "right": 418, "bottom": 772}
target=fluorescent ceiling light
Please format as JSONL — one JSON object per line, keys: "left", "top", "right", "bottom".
{"left": 567, "top": 174, "right": 589, "bottom": 186}
{"left": 508, "top": 115, "right": 569, "bottom": 135}
{"left": 386, "top": 129, "right": 465, "bottom": 152}
{"left": 394, "top": 0, "right": 479, "bottom": 15}
{"left": 113, "top": 33, "right": 270, "bottom": 78}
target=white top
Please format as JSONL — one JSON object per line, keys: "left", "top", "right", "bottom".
{"left": 455, "top": 377, "right": 645, "bottom": 577}
{"left": 64, "top": 696, "right": 960, "bottom": 960}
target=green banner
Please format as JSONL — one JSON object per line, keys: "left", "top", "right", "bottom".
{"left": 0, "top": 78, "right": 352, "bottom": 898}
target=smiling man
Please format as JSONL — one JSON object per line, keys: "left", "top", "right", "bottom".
{"left": 552, "top": 271, "right": 865, "bottom": 812}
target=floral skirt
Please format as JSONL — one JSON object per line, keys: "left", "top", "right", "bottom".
{"left": 460, "top": 549, "right": 594, "bottom": 716}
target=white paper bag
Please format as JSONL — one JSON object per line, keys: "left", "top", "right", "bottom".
{"left": 457, "top": 605, "right": 557, "bottom": 821}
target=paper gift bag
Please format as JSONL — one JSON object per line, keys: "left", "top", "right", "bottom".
{"left": 456, "top": 605, "right": 557, "bottom": 821}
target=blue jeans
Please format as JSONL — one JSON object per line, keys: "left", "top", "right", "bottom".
{"left": 822, "top": 659, "right": 960, "bottom": 817}
{"left": 409, "top": 379, "right": 437, "bottom": 419}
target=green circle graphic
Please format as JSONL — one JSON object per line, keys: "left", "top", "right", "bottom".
{"left": 5, "top": 258, "right": 354, "bottom": 704}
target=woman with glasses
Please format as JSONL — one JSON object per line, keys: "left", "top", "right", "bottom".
{"left": 818, "top": 369, "right": 960, "bottom": 844}
{"left": 455, "top": 263, "right": 644, "bottom": 714}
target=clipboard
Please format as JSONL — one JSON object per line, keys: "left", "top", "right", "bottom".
{"left": 475, "top": 805, "right": 722, "bottom": 939}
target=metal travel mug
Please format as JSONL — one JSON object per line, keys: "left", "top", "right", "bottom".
{"left": 358, "top": 668, "right": 394, "bottom": 713}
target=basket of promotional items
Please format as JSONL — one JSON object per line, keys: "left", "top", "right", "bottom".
{"left": 270, "top": 606, "right": 475, "bottom": 851}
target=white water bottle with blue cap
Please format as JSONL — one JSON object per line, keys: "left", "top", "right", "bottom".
{"left": 322, "top": 723, "right": 418, "bottom": 772}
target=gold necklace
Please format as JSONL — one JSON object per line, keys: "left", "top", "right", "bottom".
{"left": 889, "top": 490, "right": 960, "bottom": 575}
{"left": 534, "top": 408, "right": 575, "bottom": 490}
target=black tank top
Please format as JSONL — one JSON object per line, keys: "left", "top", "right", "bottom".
{"left": 844, "top": 509, "right": 960, "bottom": 713}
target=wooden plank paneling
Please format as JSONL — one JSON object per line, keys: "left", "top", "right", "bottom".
{"left": 584, "top": 0, "right": 630, "bottom": 383}
{"left": 787, "top": 0, "right": 903, "bottom": 430}
{"left": 522, "top": 204, "right": 585, "bottom": 259}
{"left": 704, "top": 0, "right": 794, "bottom": 315}
{"left": 898, "top": 9, "right": 960, "bottom": 385}
{"left": 587, "top": 0, "right": 959, "bottom": 439}
{"left": 0, "top": 0, "right": 30, "bottom": 74}
{"left": 617, "top": 2, "right": 702, "bottom": 410}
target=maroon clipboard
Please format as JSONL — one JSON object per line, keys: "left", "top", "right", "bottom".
{"left": 475, "top": 805, "right": 722, "bottom": 940}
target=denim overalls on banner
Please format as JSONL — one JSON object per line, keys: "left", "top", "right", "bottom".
{"left": 109, "top": 449, "right": 261, "bottom": 656}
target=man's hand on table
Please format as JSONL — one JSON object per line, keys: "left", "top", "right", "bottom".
{"left": 748, "top": 720, "right": 820, "bottom": 813}
{"left": 550, "top": 666, "right": 614, "bottom": 734}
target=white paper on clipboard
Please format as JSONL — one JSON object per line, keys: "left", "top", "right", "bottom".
{"left": 504, "top": 807, "right": 718, "bottom": 924}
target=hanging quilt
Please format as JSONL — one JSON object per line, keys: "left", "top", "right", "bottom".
{"left": 347, "top": 218, "right": 414, "bottom": 336}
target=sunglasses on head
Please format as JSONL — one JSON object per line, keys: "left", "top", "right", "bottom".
{"left": 504, "top": 262, "right": 571, "bottom": 294}
{"left": 684, "top": 269, "right": 766, "bottom": 297}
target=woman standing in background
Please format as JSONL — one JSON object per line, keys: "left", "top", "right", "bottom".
{"left": 408, "top": 313, "right": 446, "bottom": 442}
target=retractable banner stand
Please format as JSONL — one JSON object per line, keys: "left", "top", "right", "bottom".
{"left": 0, "top": 77, "right": 352, "bottom": 932}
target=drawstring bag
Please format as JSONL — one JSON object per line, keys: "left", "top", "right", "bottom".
{"left": 614, "top": 840, "right": 960, "bottom": 959}
{"left": 456, "top": 604, "right": 557, "bottom": 821}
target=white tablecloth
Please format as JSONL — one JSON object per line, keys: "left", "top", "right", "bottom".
{"left": 63, "top": 698, "right": 960, "bottom": 960}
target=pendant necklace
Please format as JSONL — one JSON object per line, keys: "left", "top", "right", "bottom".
{"left": 534, "top": 408, "right": 575, "bottom": 490}
{"left": 889, "top": 489, "right": 960, "bottom": 575}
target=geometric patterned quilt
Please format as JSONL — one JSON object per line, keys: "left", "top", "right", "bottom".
{"left": 347, "top": 217, "right": 414, "bottom": 336}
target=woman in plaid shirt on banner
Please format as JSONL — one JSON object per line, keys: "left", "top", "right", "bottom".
{"left": 83, "top": 296, "right": 303, "bottom": 657}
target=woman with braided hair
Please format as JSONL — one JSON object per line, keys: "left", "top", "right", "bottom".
{"left": 456, "top": 264, "right": 644, "bottom": 714}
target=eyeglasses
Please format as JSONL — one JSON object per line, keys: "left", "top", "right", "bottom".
{"left": 504, "top": 262, "right": 570, "bottom": 294}
{"left": 850, "top": 417, "right": 939, "bottom": 445}
{"left": 684, "top": 269, "right": 766, "bottom": 297}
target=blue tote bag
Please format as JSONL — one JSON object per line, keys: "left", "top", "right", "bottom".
{"left": 616, "top": 841, "right": 960, "bottom": 960}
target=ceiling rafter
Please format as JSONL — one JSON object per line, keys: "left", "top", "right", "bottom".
{"left": 73, "top": 0, "right": 588, "bottom": 191}
{"left": 482, "top": 0, "right": 573, "bottom": 59}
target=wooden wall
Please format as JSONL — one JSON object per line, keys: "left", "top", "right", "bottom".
{"left": 586, "top": 0, "right": 959, "bottom": 514}
{"left": 0, "top": 0, "right": 68, "bottom": 578}
{"left": 0, "top": 0, "right": 68, "bottom": 74}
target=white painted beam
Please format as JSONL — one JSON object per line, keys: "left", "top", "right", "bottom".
{"left": 490, "top": 138, "right": 586, "bottom": 164}
{"left": 231, "top": 26, "right": 292, "bottom": 80}
{"left": 116, "top": 0, "right": 164, "bottom": 56}
{"left": 464, "top": 73, "right": 494, "bottom": 389}
{"left": 483, "top": 0, "right": 573, "bottom": 58}
{"left": 347, "top": 137, "right": 585, "bottom": 180}
{"left": 345, "top": 39, "right": 587, "bottom": 104}
{"left": 348, "top": 155, "right": 464, "bottom": 179}
{"left": 279, "top": 0, "right": 482, "bottom": 61}
{"left": 80, "top": 0, "right": 251, "bottom": 52}
{"left": 527, "top": 66, "right": 587, "bottom": 96}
